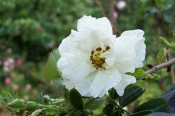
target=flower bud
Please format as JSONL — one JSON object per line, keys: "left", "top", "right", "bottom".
{"left": 26, "top": 101, "right": 38, "bottom": 111}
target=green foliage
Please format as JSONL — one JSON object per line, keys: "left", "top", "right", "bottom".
{"left": 69, "top": 88, "right": 83, "bottom": 111}
{"left": 103, "top": 104, "right": 116, "bottom": 116}
{"left": 26, "top": 101, "right": 38, "bottom": 111}
{"left": 130, "top": 110, "right": 152, "bottom": 116}
{"left": 160, "top": 36, "right": 175, "bottom": 50}
{"left": 0, "top": 0, "right": 98, "bottom": 61}
{"left": 135, "top": 98, "right": 168, "bottom": 112}
{"left": 7, "top": 99, "right": 26, "bottom": 109}
{"left": 43, "top": 49, "right": 61, "bottom": 80}
{"left": 127, "top": 69, "right": 147, "bottom": 79}
{"left": 119, "top": 85, "right": 145, "bottom": 107}
{"left": 109, "top": 88, "right": 119, "bottom": 100}
{"left": 157, "top": 48, "right": 167, "bottom": 64}
{"left": 85, "top": 98, "right": 104, "bottom": 110}
{"left": 1, "top": 0, "right": 175, "bottom": 115}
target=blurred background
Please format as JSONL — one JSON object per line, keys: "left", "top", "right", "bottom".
{"left": 0, "top": 0, "right": 175, "bottom": 114}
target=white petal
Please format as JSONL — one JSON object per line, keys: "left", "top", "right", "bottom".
{"left": 90, "top": 69, "right": 122, "bottom": 97}
{"left": 77, "top": 15, "right": 112, "bottom": 35}
{"left": 101, "top": 50, "right": 116, "bottom": 67}
{"left": 119, "top": 29, "right": 146, "bottom": 68}
{"left": 112, "top": 38, "right": 136, "bottom": 73}
{"left": 114, "top": 74, "right": 136, "bottom": 96}
{"left": 57, "top": 54, "right": 94, "bottom": 82}
{"left": 135, "top": 39, "right": 146, "bottom": 68}
{"left": 120, "top": 29, "right": 144, "bottom": 41}
{"left": 63, "top": 73, "right": 94, "bottom": 96}
{"left": 58, "top": 32, "right": 77, "bottom": 55}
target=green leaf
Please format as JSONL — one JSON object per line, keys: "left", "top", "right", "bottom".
{"left": 109, "top": 88, "right": 119, "bottom": 100}
{"left": 71, "top": 110, "right": 87, "bottom": 116}
{"left": 112, "top": 110, "right": 122, "bottom": 116}
{"left": 129, "top": 110, "right": 152, "bottom": 116}
{"left": 126, "top": 69, "right": 147, "bottom": 79}
{"left": 103, "top": 104, "right": 114, "bottom": 116}
{"left": 134, "top": 98, "right": 168, "bottom": 112}
{"left": 85, "top": 98, "right": 103, "bottom": 110}
{"left": 69, "top": 88, "right": 83, "bottom": 111}
{"left": 7, "top": 99, "right": 26, "bottom": 109}
{"left": 43, "top": 49, "right": 61, "bottom": 80}
{"left": 119, "top": 85, "right": 145, "bottom": 107}
{"left": 155, "top": 0, "right": 163, "bottom": 7}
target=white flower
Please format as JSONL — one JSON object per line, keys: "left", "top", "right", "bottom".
{"left": 57, "top": 16, "right": 146, "bottom": 97}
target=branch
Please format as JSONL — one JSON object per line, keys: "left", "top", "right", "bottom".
{"left": 109, "top": 0, "right": 117, "bottom": 33}
{"left": 94, "top": 0, "right": 107, "bottom": 17}
{"left": 146, "top": 58, "right": 175, "bottom": 74}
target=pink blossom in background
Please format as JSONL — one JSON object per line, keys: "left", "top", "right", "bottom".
{"left": 16, "top": 59, "right": 22, "bottom": 66}
{"left": 113, "top": 11, "right": 118, "bottom": 19}
{"left": 4, "top": 77, "right": 11, "bottom": 84}
{"left": 116, "top": 1, "right": 126, "bottom": 10}
{"left": 25, "top": 84, "right": 32, "bottom": 91}
{"left": 24, "top": 96, "right": 29, "bottom": 101}
{"left": 12, "top": 84, "right": 19, "bottom": 91}
{"left": 3, "top": 58, "right": 15, "bottom": 72}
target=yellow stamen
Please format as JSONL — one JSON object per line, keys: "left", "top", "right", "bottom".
{"left": 90, "top": 46, "right": 110, "bottom": 69}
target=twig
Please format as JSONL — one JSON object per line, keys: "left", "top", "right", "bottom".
{"left": 109, "top": 0, "right": 116, "bottom": 33}
{"left": 167, "top": 52, "right": 175, "bottom": 84}
{"left": 146, "top": 58, "right": 175, "bottom": 74}
{"left": 94, "top": 0, "right": 107, "bottom": 17}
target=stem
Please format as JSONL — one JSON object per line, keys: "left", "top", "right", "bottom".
{"left": 51, "top": 98, "right": 65, "bottom": 105}
{"left": 115, "top": 102, "right": 131, "bottom": 115}
{"left": 109, "top": 0, "right": 117, "bottom": 33}
{"left": 94, "top": 0, "right": 107, "bottom": 17}
{"left": 108, "top": 96, "right": 131, "bottom": 115}
{"left": 146, "top": 58, "right": 175, "bottom": 74}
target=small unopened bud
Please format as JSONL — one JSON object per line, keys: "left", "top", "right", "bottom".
{"left": 159, "top": 36, "right": 175, "bottom": 49}
{"left": 7, "top": 99, "right": 26, "bottom": 109}
{"left": 26, "top": 101, "right": 38, "bottom": 111}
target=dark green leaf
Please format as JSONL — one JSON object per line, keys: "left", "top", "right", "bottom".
{"left": 129, "top": 110, "right": 152, "bottom": 116}
{"left": 85, "top": 98, "right": 103, "bottom": 110}
{"left": 112, "top": 110, "right": 122, "bottom": 116}
{"left": 119, "top": 85, "right": 145, "bottom": 107}
{"left": 43, "top": 49, "right": 61, "bottom": 80}
{"left": 135, "top": 98, "right": 168, "bottom": 112}
{"left": 69, "top": 88, "right": 83, "bottom": 110}
{"left": 109, "top": 88, "right": 119, "bottom": 100}
{"left": 71, "top": 110, "right": 87, "bottom": 116}
{"left": 103, "top": 104, "right": 114, "bottom": 116}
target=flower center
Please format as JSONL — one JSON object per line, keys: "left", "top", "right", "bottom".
{"left": 90, "top": 46, "right": 110, "bottom": 69}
